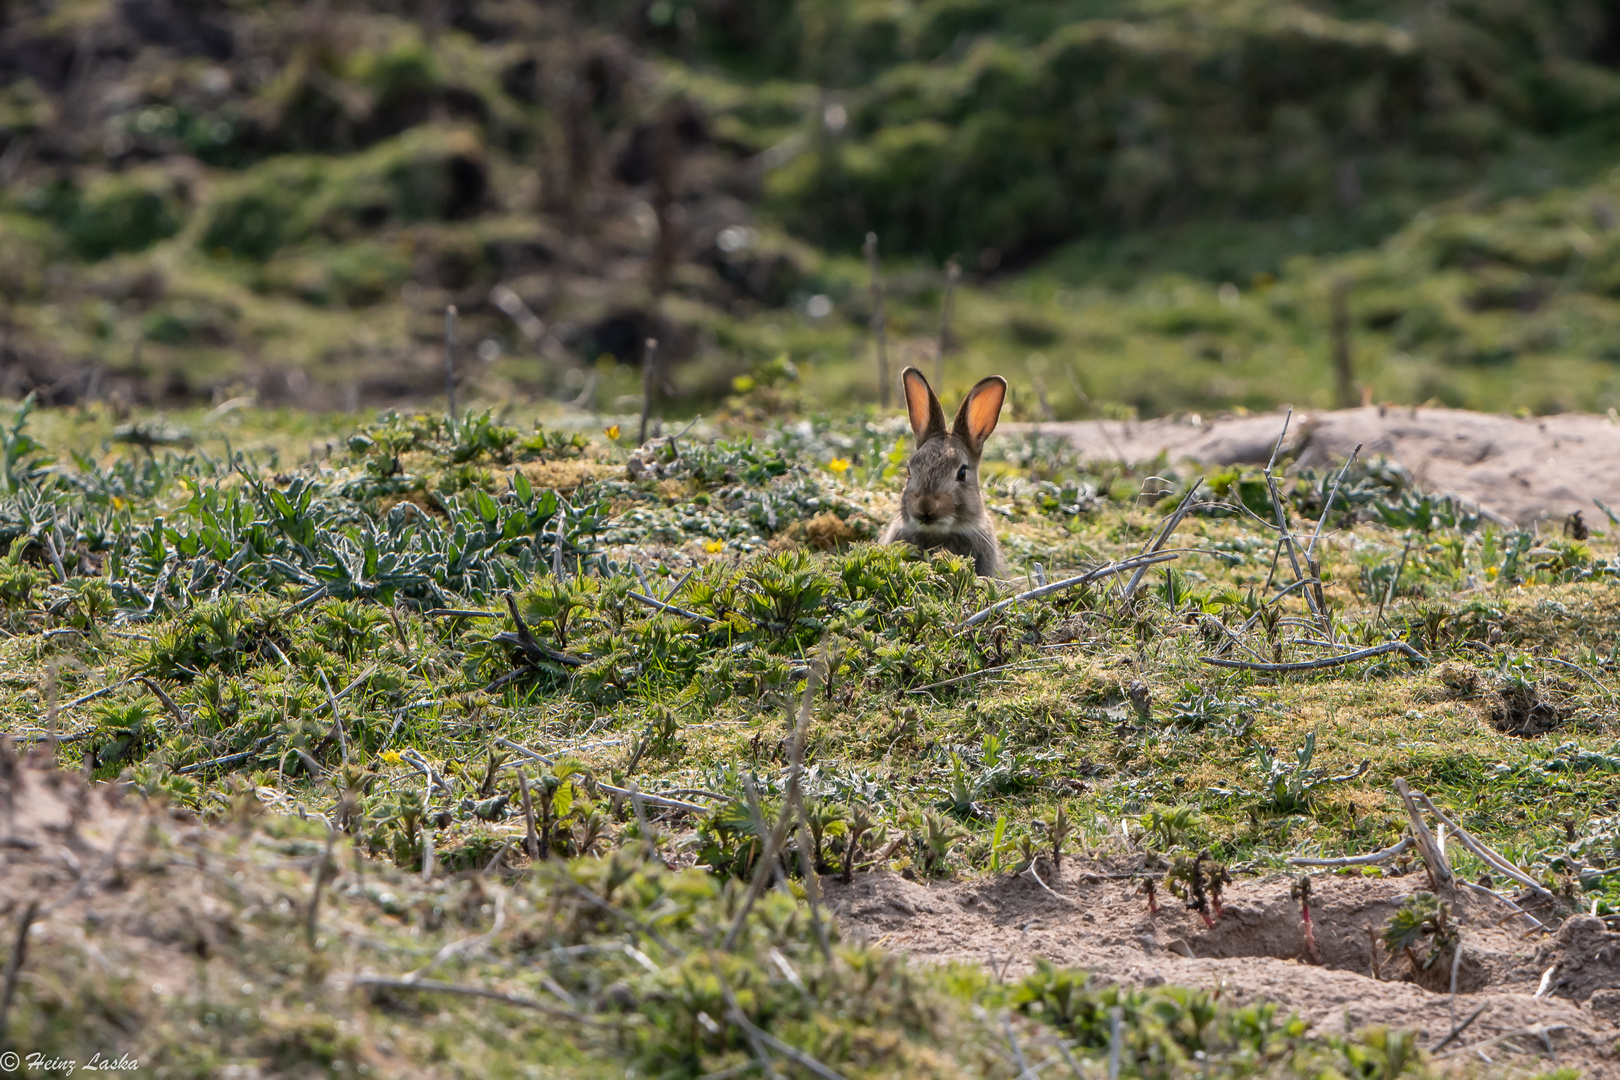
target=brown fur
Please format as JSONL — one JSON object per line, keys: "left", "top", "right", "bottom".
{"left": 878, "top": 367, "right": 1007, "bottom": 576}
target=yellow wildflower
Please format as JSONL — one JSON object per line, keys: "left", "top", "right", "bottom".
{"left": 827, "top": 457, "right": 851, "bottom": 474}
{"left": 605, "top": 424, "right": 621, "bottom": 440}
{"left": 703, "top": 539, "right": 724, "bottom": 554}
{"left": 380, "top": 750, "right": 405, "bottom": 766}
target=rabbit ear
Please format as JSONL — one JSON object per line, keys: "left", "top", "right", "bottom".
{"left": 901, "top": 367, "right": 947, "bottom": 444}
{"left": 952, "top": 375, "right": 1007, "bottom": 457}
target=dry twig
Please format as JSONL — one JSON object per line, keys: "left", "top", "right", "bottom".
{"left": 1430, "top": 1003, "right": 1489, "bottom": 1053}
{"left": 354, "top": 975, "right": 603, "bottom": 1024}
{"left": 518, "top": 767, "right": 541, "bottom": 861}
{"left": 1287, "top": 836, "right": 1412, "bottom": 867}
{"left": 905, "top": 657, "right": 1057, "bottom": 695}
{"left": 1411, "top": 791, "right": 1554, "bottom": 899}
{"left": 963, "top": 551, "right": 1182, "bottom": 628}
{"left": 1460, "top": 880, "right": 1551, "bottom": 934}
{"left": 1394, "top": 778, "right": 1452, "bottom": 888}
{"left": 1202, "top": 640, "right": 1425, "bottom": 672}
{"left": 303, "top": 830, "right": 338, "bottom": 946}
{"left": 135, "top": 676, "right": 193, "bottom": 734}
{"left": 1121, "top": 479, "right": 1204, "bottom": 600}
{"left": 626, "top": 590, "right": 716, "bottom": 625}
{"left": 0, "top": 898, "right": 40, "bottom": 1034}
{"left": 1434, "top": 1023, "right": 1571, "bottom": 1061}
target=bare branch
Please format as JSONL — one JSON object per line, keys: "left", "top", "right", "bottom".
{"left": 1287, "top": 836, "right": 1412, "bottom": 867}
{"left": 353, "top": 975, "right": 604, "bottom": 1025}
{"left": 626, "top": 590, "right": 716, "bottom": 626}
{"left": 1202, "top": 640, "right": 1425, "bottom": 672}
{"left": 963, "top": 551, "right": 1183, "bottom": 628}
{"left": 1394, "top": 778, "right": 1452, "bottom": 889}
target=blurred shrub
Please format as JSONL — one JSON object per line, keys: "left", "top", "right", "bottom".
{"left": 140, "top": 295, "right": 240, "bottom": 347}
{"left": 757, "top": 0, "right": 1620, "bottom": 258}
{"left": 46, "top": 169, "right": 188, "bottom": 260}
{"left": 201, "top": 126, "right": 487, "bottom": 260}
{"left": 350, "top": 34, "right": 445, "bottom": 137}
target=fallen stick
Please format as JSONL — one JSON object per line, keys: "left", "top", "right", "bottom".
{"left": 403, "top": 893, "right": 507, "bottom": 983}
{"left": 291, "top": 747, "right": 327, "bottom": 780}
{"left": 400, "top": 748, "right": 449, "bottom": 801}
{"left": 13, "top": 729, "right": 96, "bottom": 746}
{"left": 1430, "top": 1003, "right": 1490, "bottom": 1053}
{"left": 1434, "top": 1023, "right": 1571, "bottom": 1061}
{"left": 1410, "top": 792, "right": 1554, "bottom": 900}
{"left": 1024, "top": 863, "right": 1081, "bottom": 907}
{"left": 1197, "top": 614, "right": 1270, "bottom": 663}
{"left": 287, "top": 583, "right": 332, "bottom": 614}
{"left": 177, "top": 735, "right": 277, "bottom": 775}
{"left": 1460, "top": 881, "right": 1552, "bottom": 934}
{"left": 727, "top": 996, "right": 846, "bottom": 1080}
{"left": 517, "top": 768, "right": 540, "bottom": 861}
{"left": 660, "top": 788, "right": 735, "bottom": 802}
{"left": 136, "top": 676, "right": 193, "bottom": 734}
{"left": 54, "top": 678, "right": 140, "bottom": 713}
{"left": 497, "top": 594, "right": 585, "bottom": 668}
{"left": 353, "top": 975, "right": 603, "bottom": 1024}
{"left": 1287, "top": 836, "right": 1412, "bottom": 867}
{"left": 552, "top": 872, "right": 683, "bottom": 957}
{"left": 963, "top": 551, "right": 1183, "bottom": 628}
{"left": 496, "top": 737, "right": 711, "bottom": 814}
{"left": 1203, "top": 640, "right": 1425, "bottom": 672}
{"left": 317, "top": 664, "right": 381, "bottom": 714}
{"left": 0, "top": 899, "right": 40, "bottom": 1034}
{"left": 626, "top": 590, "right": 716, "bottom": 626}
{"left": 1394, "top": 778, "right": 1453, "bottom": 888}
{"left": 905, "top": 657, "right": 1056, "bottom": 695}
{"left": 597, "top": 782, "right": 708, "bottom": 816}
{"left": 318, "top": 670, "right": 349, "bottom": 765}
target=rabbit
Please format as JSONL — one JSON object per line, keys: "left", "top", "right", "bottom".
{"left": 879, "top": 366, "right": 1008, "bottom": 577}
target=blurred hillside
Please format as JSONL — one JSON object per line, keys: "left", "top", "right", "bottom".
{"left": 3, "top": 0, "right": 1620, "bottom": 416}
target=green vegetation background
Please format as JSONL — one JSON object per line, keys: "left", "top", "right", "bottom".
{"left": 6, "top": 0, "right": 1620, "bottom": 416}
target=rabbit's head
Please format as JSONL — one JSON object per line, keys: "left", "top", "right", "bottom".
{"left": 894, "top": 367, "right": 1006, "bottom": 536}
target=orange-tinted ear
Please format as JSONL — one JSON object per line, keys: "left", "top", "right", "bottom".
{"left": 952, "top": 375, "right": 1006, "bottom": 457}
{"left": 901, "top": 367, "right": 946, "bottom": 444}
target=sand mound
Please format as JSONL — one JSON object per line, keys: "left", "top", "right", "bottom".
{"left": 1016, "top": 405, "right": 1620, "bottom": 526}
{"left": 826, "top": 866, "right": 1620, "bottom": 1073}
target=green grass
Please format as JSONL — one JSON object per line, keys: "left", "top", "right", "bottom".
{"left": 0, "top": 396, "right": 1618, "bottom": 1073}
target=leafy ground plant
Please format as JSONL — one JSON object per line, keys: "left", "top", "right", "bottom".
{"left": 0, "top": 399, "right": 1616, "bottom": 1072}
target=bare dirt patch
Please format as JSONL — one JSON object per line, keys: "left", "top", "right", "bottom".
{"left": 1017, "top": 405, "right": 1620, "bottom": 526}
{"left": 825, "top": 865, "right": 1620, "bottom": 1073}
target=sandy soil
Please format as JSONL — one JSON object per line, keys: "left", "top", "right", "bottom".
{"left": 1014, "top": 405, "right": 1620, "bottom": 526}
{"left": 825, "top": 864, "right": 1620, "bottom": 1073}
{"left": 8, "top": 743, "right": 1620, "bottom": 1073}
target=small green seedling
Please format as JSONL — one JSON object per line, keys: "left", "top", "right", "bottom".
{"left": 1381, "top": 891, "right": 1457, "bottom": 972}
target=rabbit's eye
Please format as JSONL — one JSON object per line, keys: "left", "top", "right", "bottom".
{"left": 956, "top": 463, "right": 969, "bottom": 483}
